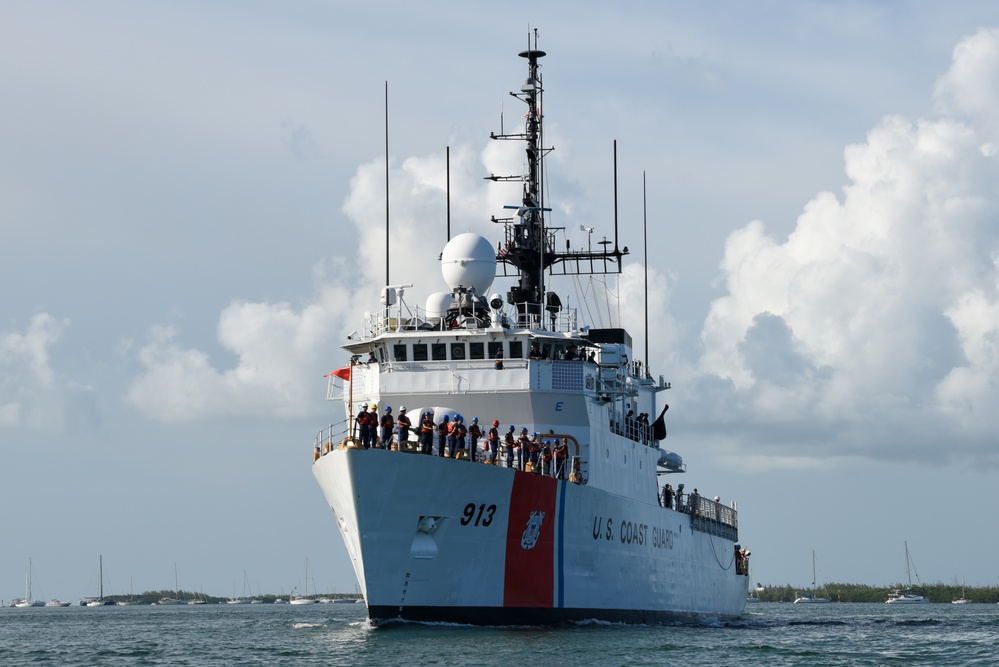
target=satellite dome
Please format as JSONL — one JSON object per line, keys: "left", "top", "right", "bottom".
{"left": 440, "top": 233, "right": 496, "bottom": 296}
{"left": 425, "top": 292, "right": 455, "bottom": 319}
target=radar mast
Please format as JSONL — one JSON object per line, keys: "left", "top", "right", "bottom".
{"left": 487, "top": 34, "right": 629, "bottom": 329}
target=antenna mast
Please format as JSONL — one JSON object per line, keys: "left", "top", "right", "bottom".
{"left": 487, "top": 35, "right": 629, "bottom": 328}
{"left": 643, "top": 171, "right": 649, "bottom": 374}
{"left": 384, "top": 81, "right": 390, "bottom": 286}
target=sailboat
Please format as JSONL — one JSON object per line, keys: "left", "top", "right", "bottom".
{"left": 794, "top": 550, "right": 830, "bottom": 603}
{"left": 885, "top": 541, "right": 929, "bottom": 604}
{"left": 116, "top": 577, "right": 137, "bottom": 606}
{"left": 156, "top": 564, "right": 184, "bottom": 605}
{"left": 83, "top": 555, "right": 112, "bottom": 606}
{"left": 952, "top": 581, "right": 971, "bottom": 604}
{"left": 289, "top": 558, "right": 316, "bottom": 605}
{"left": 227, "top": 570, "right": 254, "bottom": 604}
{"left": 12, "top": 559, "right": 45, "bottom": 607}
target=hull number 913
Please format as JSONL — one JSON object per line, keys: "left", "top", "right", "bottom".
{"left": 460, "top": 503, "right": 497, "bottom": 527}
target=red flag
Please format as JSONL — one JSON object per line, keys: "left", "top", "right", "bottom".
{"left": 325, "top": 366, "right": 352, "bottom": 380}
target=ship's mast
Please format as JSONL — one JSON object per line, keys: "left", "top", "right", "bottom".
{"left": 488, "top": 35, "right": 629, "bottom": 329}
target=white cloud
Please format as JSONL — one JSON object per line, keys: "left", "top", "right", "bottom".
{"left": 934, "top": 27, "right": 999, "bottom": 139}
{"left": 691, "top": 27, "right": 999, "bottom": 467}
{"left": 0, "top": 313, "right": 95, "bottom": 433}
{"left": 127, "top": 281, "right": 352, "bottom": 422}
{"left": 126, "top": 139, "right": 508, "bottom": 422}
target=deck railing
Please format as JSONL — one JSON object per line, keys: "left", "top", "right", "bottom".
{"left": 313, "top": 427, "right": 585, "bottom": 484}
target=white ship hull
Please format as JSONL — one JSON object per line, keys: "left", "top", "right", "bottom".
{"left": 313, "top": 446, "right": 747, "bottom": 624}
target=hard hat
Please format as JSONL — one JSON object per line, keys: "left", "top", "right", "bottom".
{"left": 492, "top": 419, "right": 499, "bottom": 426}
{"left": 424, "top": 411, "right": 431, "bottom": 416}
{"left": 362, "top": 403, "right": 368, "bottom": 408}
{"left": 400, "top": 405, "right": 406, "bottom": 411}
{"left": 385, "top": 406, "right": 392, "bottom": 412}
{"left": 508, "top": 425, "right": 514, "bottom": 430}
{"left": 472, "top": 417, "right": 478, "bottom": 422}
{"left": 554, "top": 438, "right": 560, "bottom": 444}
{"left": 371, "top": 403, "right": 377, "bottom": 410}
{"left": 544, "top": 440, "right": 551, "bottom": 445}
{"left": 521, "top": 427, "right": 528, "bottom": 432}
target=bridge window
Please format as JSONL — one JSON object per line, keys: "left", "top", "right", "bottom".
{"left": 509, "top": 340, "right": 523, "bottom": 358}
{"left": 487, "top": 342, "right": 503, "bottom": 360}
{"left": 450, "top": 343, "right": 466, "bottom": 360}
{"left": 412, "top": 344, "right": 428, "bottom": 361}
{"left": 469, "top": 342, "right": 485, "bottom": 360}
{"left": 432, "top": 343, "right": 447, "bottom": 361}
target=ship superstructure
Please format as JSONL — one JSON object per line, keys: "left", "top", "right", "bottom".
{"left": 311, "top": 39, "right": 749, "bottom": 625}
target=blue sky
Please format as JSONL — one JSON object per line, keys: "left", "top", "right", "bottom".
{"left": 4, "top": 1, "right": 999, "bottom": 601}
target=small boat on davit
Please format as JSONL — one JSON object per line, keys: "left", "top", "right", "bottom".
{"left": 311, "top": 35, "right": 750, "bottom": 625}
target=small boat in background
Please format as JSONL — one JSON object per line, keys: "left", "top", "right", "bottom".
{"left": 289, "top": 558, "right": 316, "bottom": 604}
{"left": 155, "top": 597, "right": 183, "bottom": 606}
{"left": 886, "top": 542, "right": 929, "bottom": 604}
{"left": 14, "top": 559, "right": 45, "bottom": 607}
{"left": 83, "top": 556, "right": 113, "bottom": 606}
{"left": 794, "top": 551, "right": 830, "bottom": 603}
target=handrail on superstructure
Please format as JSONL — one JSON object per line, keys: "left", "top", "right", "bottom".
{"left": 356, "top": 305, "right": 582, "bottom": 340}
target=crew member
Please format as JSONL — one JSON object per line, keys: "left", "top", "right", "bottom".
{"left": 446, "top": 416, "right": 459, "bottom": 458}
{"left": 420, "top": 412, "right": 434, "bottom": 454}
{"left": 397, "top": 406, "right": 411, "bottom": 449}
{"left": 468, "top": 417, "right": 482, "bottom": 462}
{"left": 503, "top": 425, "right": 516, "bottom": 468}
{"left": 689, "top": 488, "right": 700, "bottom": 517}
{"left": 517, "top": 427, "right": 530, "bottom": 471}
{"left": 541, "top": 440, "right": 553, "bottom": 476}
{"left": 437, "top": 415, "right": 450, "bottom": 457}
{"left": 379, "top": 406, "right": 395, "bottom": 449}
{"left": 454, "top": 416, "right": 468, "bottom": 457}
{"left": 553, "top": 438, "right": 568, "bottom": 479}
{"left": 661, "top": 483, "right": 673, "bottom": 509}
{"left": 528, "top": 432, "right": 541, "bottom": 471}
{"left": 356, "top": 403, "right": 370, "bottom": 447}
{"left": 486, "top": 420, "right": 500, "bottom": 465}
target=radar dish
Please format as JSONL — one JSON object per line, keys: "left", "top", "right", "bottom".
{"left": 440, "top": 233, "right": 496, "bottom": 296}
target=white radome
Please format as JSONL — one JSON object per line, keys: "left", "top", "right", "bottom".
{"left": 440, "top": 233, "right": 496, "bottom": 295}
{"left": 425, "top": 291, "right": 455, "bottom": 318}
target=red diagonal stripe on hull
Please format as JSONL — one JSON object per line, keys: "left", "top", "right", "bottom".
{"left": 503, "top": 473, "right": 557, "bottom": 607}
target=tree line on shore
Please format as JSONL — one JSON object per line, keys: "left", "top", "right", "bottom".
{"left": 94, "top": 589, "right": 360, "bottom": 605}
{"left": 753, "top": 583, "right": 999, "bottom": 603}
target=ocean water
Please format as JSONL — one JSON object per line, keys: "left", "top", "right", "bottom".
{"left": 1, "top": 601, "right": 997, "bottom": 666}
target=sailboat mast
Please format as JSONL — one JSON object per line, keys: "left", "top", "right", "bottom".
{"left": 904, "top": 541, "right": 911, "bottom": 587}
